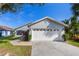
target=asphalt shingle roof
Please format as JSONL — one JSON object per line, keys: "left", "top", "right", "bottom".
{"left": 0, "top": 25, "right": 12, "bottom": 31}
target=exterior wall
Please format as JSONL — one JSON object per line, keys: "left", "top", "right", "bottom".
{"left": 58, "top": 30, "right": 65, "bottom": 41}
{"left": 30, "top": 18, "right": 65, "bottom": 41}
{"left": 30, "top": 19, "right": 64, "bottom": 31}
{"left": 7, "top": 31, "right": 11, "bottom": 36}
{"left": 30, "top": 19, "right": 49, "bottom": 29}
{"left": 2, "top": 31, "right": 11, "bottom": 36}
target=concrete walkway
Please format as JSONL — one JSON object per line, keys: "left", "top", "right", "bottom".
{"left": 31, "top": 41, "right": 79, "bottom": 56}
{"left": 10, "top": 40, "right": 32, "bottom": 46}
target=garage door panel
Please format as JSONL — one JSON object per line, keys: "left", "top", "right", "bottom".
{"left": 32, "top": 29, "right": 60, "bottom": 41}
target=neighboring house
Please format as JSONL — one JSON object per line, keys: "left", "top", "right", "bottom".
{"left": 0, "top": 25, "right": 13, "bottom": 37}
{"left": 15, "top": 16, "right": 68, "bottom": 41}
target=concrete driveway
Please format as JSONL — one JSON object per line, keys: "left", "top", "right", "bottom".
{"left": 31, "top": 41, "right": 79, "bottom": 56}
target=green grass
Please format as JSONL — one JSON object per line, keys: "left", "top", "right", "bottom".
{"left": 67, "top": 40, "right": 79, "bottom": 47}
{"left": 0, "top": 35, "right": 20, "bottom": 40}
{"left": 0, "top": 36, "right": 32, "bottom": 56}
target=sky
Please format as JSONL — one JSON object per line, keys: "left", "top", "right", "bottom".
{"left": 0, "top": 3, "right": 72, "bottom": 28}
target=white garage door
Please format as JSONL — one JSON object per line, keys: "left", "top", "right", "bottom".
{"left": 32, "top": 29, "right": 60, "bottom": 41}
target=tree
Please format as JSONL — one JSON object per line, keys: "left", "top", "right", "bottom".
{"left": 62, "top": 19, "right": 69, "bottom": 33}
{"left": 0, "top": 3, "right": 44, "bottom": 14}
{"left": 63, "top": 4, "right": 79, "bottom": 41}
{"left": 70, "top": 16, "right": 79, "bottom": 31}
{"left": 63, "top": 16, "right": 79, "bottom": 33}
{"left": 71, "top": 3, "right": 79, "bottom": 32}
{"left": 72, "top": 3, "right": 79, "bottom": 16}
{"left": 62, "top": 19, "right": 69, "bottom": 24}
{"left": 63, "top": 16, "right": 79, "bottom": 40}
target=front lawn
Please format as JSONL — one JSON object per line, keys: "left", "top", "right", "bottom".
{"left": 67, "top": 40, "right": 79, "bottom": 47}
{"left": 0, "top": 36, "right": 32, "bottom": 56}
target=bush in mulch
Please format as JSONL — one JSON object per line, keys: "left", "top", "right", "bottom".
{"left": 72, "top": 34, "right": 79, "bottom": 41}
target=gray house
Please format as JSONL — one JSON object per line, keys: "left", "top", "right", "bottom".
{"left": 15, "top": 16, "right": 68, "bottom": 41}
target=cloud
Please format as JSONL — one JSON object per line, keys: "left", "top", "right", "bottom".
{"left": 28, "top": 13, "right": 34, "bottom": 18}
{"left": 4, "top": 17, "right": 11, "bottom": 21}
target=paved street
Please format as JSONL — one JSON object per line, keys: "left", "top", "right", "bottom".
{"left": 31, "top": 41, "right": 79, "bottom": 56}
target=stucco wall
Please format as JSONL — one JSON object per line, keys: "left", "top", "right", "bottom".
{"left": 30, "top": 19, "right": 64, "bottom": 31}
{"left": 30, "top": 18, "right": 65, "bottom": 41}
{"left": 2, "top": 31, "right": 11, "bottom": 36}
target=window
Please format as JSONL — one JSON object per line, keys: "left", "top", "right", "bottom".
{"left": 57, "top": 29, "right": 59, "bottom": 31}
{"left": 47, "top": 29, "right": 49, "bottom": 31}
{"left": 37, "top": 29, "right": 39, "bottom": 31}
{"left": 33, "top": 29, "right": 36, "bottom": 31}
{"left": 33, "top": 29, "right": 39, "bottom": 31}
{"left": 54, "top": 29, "right": 56, "bottom": 31}
{"left": 33, "top": 29, "right": 52, "bottom": 31}
{"left": 50, "top": 29, "right": 52, "bottom": 31}
{"left": 46, "top": 29, "right": 52, "bottom": 31}
{"left": 43, "top": 29, "right": 46, "bottom": 31}
{"left": 53, "top": 29, "right": 59, "bottom": 31}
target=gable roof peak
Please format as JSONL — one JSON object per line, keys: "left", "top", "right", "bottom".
{"left": 29, "top": 16, "right": 68, "bottom": 27}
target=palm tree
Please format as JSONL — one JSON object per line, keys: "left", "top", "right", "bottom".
{"left": 63, "top": 16, "right": 79, "bottom": 34}
{"left": 63, "top": 16, "right": 79, "bottom": 33}
{"left": 70, "top": 16, "right": 78, "bottom": 31}
{"left": 70, "top": 4, "right": 79, "bottom": 35}
{"left": 63, "top": 4, "right": 79, "bottom": 40}
{"left": 62, "top": 19, "right": 69, "bottom": 33}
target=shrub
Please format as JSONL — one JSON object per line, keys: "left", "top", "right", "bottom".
{"left": 63, "top": 33, "right": 70, "bottom": 41}
{"left": 72, "top": 34, "right": 79, "bottom": 41}
{"left": 28, "top": 35, "right": 31, "bottom": 41}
